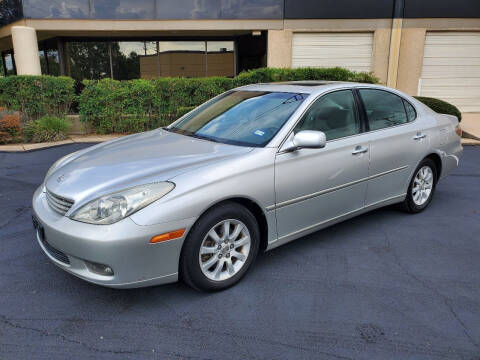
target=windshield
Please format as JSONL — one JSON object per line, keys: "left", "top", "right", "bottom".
{"left": 167, "top": 90, "right": 307, "bottom": 147}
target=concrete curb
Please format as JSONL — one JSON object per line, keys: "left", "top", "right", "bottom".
{"left": 0, "top": 135, "right": 124, "bottom": 152}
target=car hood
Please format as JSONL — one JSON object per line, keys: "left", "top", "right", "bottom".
{"left": 45, "top": 129, "right": 253, "bottom": 202}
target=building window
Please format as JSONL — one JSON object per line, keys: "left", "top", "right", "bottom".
{"left": 1, "top": 52, "right": 16, "bottom": 76}
{"left": 66, "top": 41, "right": 111, "bottom": 81}
{"left": 63, "top": 39, "right": 235, "bottom": 81}
{"left": 206, "top": 41, "right": 235, "bottom": 77}
{"left": 113, "top": 41, "right": 156, "bottom": 80}
{"left": 40, "top": 47, "right": 60, "bottom": 76}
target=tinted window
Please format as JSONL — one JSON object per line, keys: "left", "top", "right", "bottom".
{"left": 295, "top": 90, "right": 360, "bottom": 141}
{"left": 359, "top": 89, "right": 408, "bottom": 131}
{"left": 403, "top": 99, "right": 416, "bottom": 122}
{"left": 169, "top": 91, "right": 306, "bottom": 147}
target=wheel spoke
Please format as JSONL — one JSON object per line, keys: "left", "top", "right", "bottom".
{"left": 213, "top": 259, "right": 224, "bottom": 279}
{"left": 413, "top": 191, "right": 421, "bottom": 202}
{"left": 234, "top": 236, "right": 250, "bottom": 249}
{"left": 226, "top": 259, "right": 235, "bottom": 275}
{"left": 201, "top": 255, "right": 218, "bottom": 270}
{"left": 208, "top": 229, "right": 221, "bottom": 244}
{"left": 200, "top": 246, "right": 217, "bottom": 255}
{"left": 231, "top": 250, "right": 246, "bottom": 262}
{"left": 222, "top": 221, "right": 230, "bottom": 240}
{"left": 229, "top": 223, "right": 242, "bottom": 241}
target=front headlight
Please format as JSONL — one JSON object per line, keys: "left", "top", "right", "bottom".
{"left": 70, "top": 182, "right": 175, "bottom": 225}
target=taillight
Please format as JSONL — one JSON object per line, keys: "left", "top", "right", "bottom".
{"left": 455, "top": 124, "right": 462, "bottom": 137}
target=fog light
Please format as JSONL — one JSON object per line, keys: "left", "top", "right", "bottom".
{"left": 85, "top": 260, "right": 114, "bottom": 276}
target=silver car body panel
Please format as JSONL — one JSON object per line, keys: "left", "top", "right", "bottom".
{"left": 32, "top": 82, "right": 462, "bottom": 288}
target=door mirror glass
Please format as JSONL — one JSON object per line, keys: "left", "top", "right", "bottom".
{"left": 283, "top": 130, "right": 326, "bottom": 151}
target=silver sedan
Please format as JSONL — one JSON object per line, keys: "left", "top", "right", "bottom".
{"left": 32, "top": 81, "right": 462, "bottom": 291}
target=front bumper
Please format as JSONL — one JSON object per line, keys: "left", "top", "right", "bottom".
{"left": 32, "top": 186, "right": 197, "bottom": 288}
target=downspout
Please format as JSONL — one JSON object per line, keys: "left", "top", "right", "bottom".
{"left": 387, "top": 0, "right": 404, "bottom": 88}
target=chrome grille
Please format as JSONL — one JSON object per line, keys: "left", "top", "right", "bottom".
{"left": 46, "top": 189, "right": 74, "bottom": 215}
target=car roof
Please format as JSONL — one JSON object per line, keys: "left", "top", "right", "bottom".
{"left": 237, "top": 81, "right": 359, "bottom": 95}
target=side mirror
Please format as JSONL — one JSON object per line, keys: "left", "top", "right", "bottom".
{"left": 282, "top": 130, "right": 326, "bottom": 152}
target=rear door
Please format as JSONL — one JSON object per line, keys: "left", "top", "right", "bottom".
{"left": 356, "top": 88, "right": 428, "bottom": 206}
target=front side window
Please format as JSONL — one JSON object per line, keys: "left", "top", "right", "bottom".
{"left": 359, "top": 89, "right": 408, "bottom": 131}
{"left": 294, "top": 90, "right": 360, "bottom": 141}
{"left": 168, "top": 91, "right": 306, "bottom": 147}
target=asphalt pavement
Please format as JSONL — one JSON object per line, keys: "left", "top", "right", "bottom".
{"left": 0, "top": 144, "right": 479, "bottom": 360}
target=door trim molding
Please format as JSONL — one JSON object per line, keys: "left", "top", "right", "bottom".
{"left": 267, "top": 164, "right": 408, "bottom": 211}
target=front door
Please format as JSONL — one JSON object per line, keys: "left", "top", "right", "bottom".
{"left": 274, "top": 89, "right": 370, "bottom": 240}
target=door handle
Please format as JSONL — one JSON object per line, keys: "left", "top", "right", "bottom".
{"left": 352, "top": 146, "right": 368, "bottom": 155}
{"left": 413, "top": 133, "right": 426, "bottom": 140}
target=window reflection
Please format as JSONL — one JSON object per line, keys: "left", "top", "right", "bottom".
{"left": 2, "top": 52, "right": 15, "bottom": 75}
{"left": 67, "top": 42, "right": 111, "bottom": 81}
{"left": 113, "top": 41, "right": 156, "bottom": 80}
{"left": 206, "top": 41, "right": 234, "bottom": 77}
{"left": 62, "top": 40, "right": 235, "bottom": 80}
{"left": 21, "top": 0, "right": 282, "bottom": 20}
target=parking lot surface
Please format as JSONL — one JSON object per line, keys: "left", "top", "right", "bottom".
{"left": 1, "top": 144, "right": 479, "bottom": 360}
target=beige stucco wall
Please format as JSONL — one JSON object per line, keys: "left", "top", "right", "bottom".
{"left": 372, "top": 28, "right": 391, "bottom": 84}
{"left": 267, "top": 30, "right": 293, "bottom": 68}
{"left": 396, "top": 28, "right": 426, "bottom": 95}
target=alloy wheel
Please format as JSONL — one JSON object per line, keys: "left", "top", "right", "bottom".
{"left": 412, "top": 165, "right": 434, "bottom": 206}
{"left": 198, "top": 219, "right": 251, "bottom": 281}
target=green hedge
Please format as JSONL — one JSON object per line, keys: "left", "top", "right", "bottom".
{"left": 414, "top": 96, "right": 462, "bottom": 122}
{"left": 0, "top": 75, "right": 75, "bottom": 122}
{"left": 1, "top": 69, "right": 463, "bottom": 138}
{"left": 78, "top": 67, "right": 379, "bottom": 133}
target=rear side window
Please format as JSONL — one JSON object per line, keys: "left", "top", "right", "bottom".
{"left": 294, "top": 90, "right": 360, "bottom": 141}
{"left": 359, "top": 89, "right": 408, "bottom": 131}
{"left": 403, "top": 99, "right": 416, "bottom": 122}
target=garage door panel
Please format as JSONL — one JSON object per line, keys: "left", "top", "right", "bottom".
{"left": 421, "top": 78, "right": 480, "bottom": 87}
{"left": 420, "top": 31, "right": 480, "bottom": 112}
{"left": 423, "top": 57, "right": 480, "bottom": 67}
{"left": 422, "top": 66, "right": 480, "bottom": 78}
{"left": 424, "top": 45, "right": 480, "bottom": 58}
{"left": 292, "top": 33, "right": 373, "bottom": 73}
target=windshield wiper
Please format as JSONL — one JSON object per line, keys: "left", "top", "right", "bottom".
{"left": 189, "top": 133, "right": 222, "bottom": 143}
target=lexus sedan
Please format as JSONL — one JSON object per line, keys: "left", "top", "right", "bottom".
{"left": 32, "top": 81, "right": 462, "bottom": 291}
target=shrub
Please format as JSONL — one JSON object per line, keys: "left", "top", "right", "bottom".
{"left": 0, "top": 75, "right": 75, "bottom": 121}
{"left": 414, "top": 96, "right": 462, "bottom": 122}
{"left": 79, "top": 67, "right": 378, "bottom": 133}
{"left": 23, "top": 116, "right": 71, "bottom": 143}
{"left": 176, "top": 106, "right": 196, "bottom": 118}
{"left": 0, "top": 113, "right": 22, "bottom": 144}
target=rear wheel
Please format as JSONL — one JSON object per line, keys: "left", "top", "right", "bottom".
{"left": 180, "top": 202, "right": 260, "bottom": 291}
{"left": 401, "top": 158, "right": 437, "bottom": 213}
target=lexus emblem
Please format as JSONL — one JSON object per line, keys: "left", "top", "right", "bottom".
{"left": 57, "top": 174, "right": 67, "bottom": 183}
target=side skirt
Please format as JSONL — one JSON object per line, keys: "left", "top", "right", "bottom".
{"left": 265, "top": 194, "right": 406, "bottom": 251}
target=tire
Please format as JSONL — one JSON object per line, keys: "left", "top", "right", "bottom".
{"left": 180, "top": 202, "right": 260, "bottom": 291}
{"left": 400, "top": 158, "right": 437, "bottom": 213}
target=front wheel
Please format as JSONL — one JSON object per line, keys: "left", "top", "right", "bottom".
{"left": 180, "top": 202, "right": 260, "bottom": 291}
{"left": 401, "top": 158, "right": 437, "bottom": 213}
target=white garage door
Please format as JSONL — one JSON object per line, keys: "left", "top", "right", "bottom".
{"left": 292, "top": 33, "right": 373, "bottom": 72}
{"left": 420, "top": 32, "right": 480, "bottom": 112}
